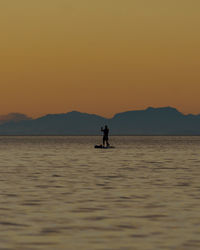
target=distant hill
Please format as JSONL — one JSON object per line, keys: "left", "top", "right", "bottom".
{"left": 0, "top": 107, "right": 200, "bottom": 135}
{"left": 0, "top": 113, "right": 31, "bottom": 125}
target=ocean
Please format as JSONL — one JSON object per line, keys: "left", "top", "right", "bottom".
{"left": 0, "top": 136, "right": 200, "bottom": 250}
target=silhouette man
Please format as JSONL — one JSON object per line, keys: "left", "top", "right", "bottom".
{"left": 101, "top": 125, "right": 110, "bottom": 147}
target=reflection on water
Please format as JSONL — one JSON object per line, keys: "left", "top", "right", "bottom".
{"left": 0, "top": 136, "right": 200, "bottom": 249}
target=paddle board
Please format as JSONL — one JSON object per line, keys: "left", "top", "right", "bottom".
{"left": 94, "top": 145, "right": 115, "bottom": 149}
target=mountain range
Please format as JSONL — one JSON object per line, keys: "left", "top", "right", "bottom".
{"left": 0, "top": 107, "right": 200, "bottom": 135}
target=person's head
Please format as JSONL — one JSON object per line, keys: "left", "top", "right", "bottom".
{"left": 105, "top": 125, "right": 108, "bottom": 129}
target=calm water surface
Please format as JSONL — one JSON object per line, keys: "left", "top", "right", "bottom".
{"left": 0, "top": 136, "right": 200, "bottom": 250}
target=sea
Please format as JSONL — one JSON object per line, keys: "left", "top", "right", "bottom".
{"left": 0, "top": 136, "right": 200, "bottom": 250}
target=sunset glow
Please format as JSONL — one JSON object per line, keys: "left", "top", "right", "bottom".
{"left": 0, "top": 0, "right": 200, "bottom": 117}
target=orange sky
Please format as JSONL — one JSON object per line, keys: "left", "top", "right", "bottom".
{"left": 0, "top": 0, "right": 200, "bottom": 118}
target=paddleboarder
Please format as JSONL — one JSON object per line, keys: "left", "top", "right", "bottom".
{"left": 101, "top": 125, "right": 110, "bottom": 147}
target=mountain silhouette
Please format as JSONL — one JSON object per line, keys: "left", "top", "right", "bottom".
{"left": 0, "top": 107, "right": 200, "bottom": 135}
{"left": 0, "top": 113, "right": 31, "bottom": 125}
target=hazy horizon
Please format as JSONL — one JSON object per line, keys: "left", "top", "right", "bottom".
{"left": 1, "top": 105, "right": 200, "bottom": 121}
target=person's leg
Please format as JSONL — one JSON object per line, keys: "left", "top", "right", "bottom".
{"left": 103, "top": 137, "right": 105, "bottom": 146}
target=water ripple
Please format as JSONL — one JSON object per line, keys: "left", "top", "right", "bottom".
{"left": 0, "top": 136, "right": 200, "bottom": 249}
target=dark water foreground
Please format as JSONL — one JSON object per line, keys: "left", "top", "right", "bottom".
{"left": 0, "top": 136, "right": 200, "bottom": 250}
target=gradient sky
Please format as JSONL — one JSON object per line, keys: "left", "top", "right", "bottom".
{"left": 0, "top": 0, "right": 200, "bottom": 117}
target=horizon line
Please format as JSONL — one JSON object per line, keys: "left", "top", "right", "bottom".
{"left": 0, "top": 106, "right": 200, "bottom": 120}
